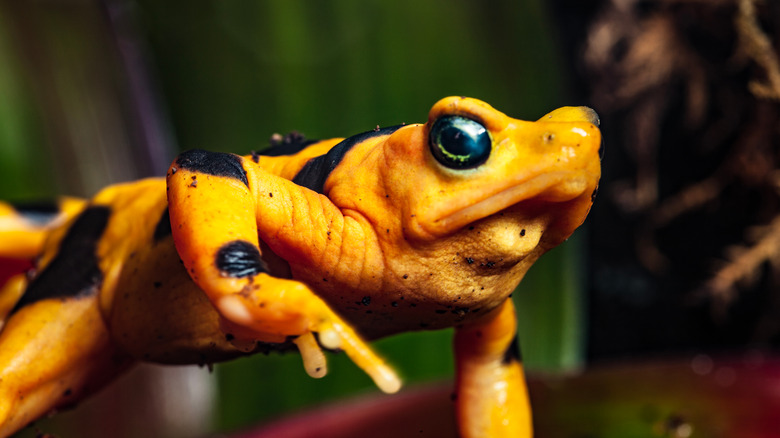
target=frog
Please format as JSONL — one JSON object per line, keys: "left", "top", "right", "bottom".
{"left": 0, "top": 96, "right": 601, "bottom": 438}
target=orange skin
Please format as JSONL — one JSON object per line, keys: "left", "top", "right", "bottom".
{"left": 0, "top": 197, "right": 85, "bottom": 260}
{"left": 0, "top": 97, "right": 600, "bottom": 438}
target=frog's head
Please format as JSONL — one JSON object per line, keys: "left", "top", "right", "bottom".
{"left": 324, "top": 97, "right": 600, "bottom": 332}
{"left": 390, "top": 97, "right": 600, "bottom": 244}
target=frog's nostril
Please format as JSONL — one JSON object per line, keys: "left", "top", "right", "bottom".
{"left": 579, "top": 107, "right": 600, "bottom": 127}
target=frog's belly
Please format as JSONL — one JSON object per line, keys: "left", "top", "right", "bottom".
{"left": 107, "top": 236, "right": 280, "bottom": 364}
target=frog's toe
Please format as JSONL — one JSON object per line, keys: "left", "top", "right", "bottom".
{"left": 316, "top": 319, "right": 402, "bottom": 394}
{"left": 316, "top": 323, "right": 342, "bottom": 350}
{"left": 217, "top": 295, "right": 254, "bottom": 326}
{"left": 293, "top": 331, "right": 327, "bottom": 378}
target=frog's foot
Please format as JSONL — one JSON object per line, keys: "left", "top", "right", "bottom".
{"left": 216, "top": 278, "right": 401, "bottom": 394}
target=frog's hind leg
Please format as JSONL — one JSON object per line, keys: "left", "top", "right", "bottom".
{"left": 0, "top": 292, "right": 132, "bottom": 437}
{"left": 0, "top": 273, "right": 27, "bottom": 328}
{"left": 0, "top": 204, "right": 132, "bottom": 437}
{"left": 0, "top": 198, "right": 86, "bottom": 260}
{"left": 0, "top": 198, "right": 88, "bottom": 324}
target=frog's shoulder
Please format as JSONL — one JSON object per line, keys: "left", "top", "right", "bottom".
{"left": 244, "top": 126, "right": 404, "bottom": 186}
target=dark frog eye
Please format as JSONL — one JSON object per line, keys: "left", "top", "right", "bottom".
{"left": 429, "top": 116, "right": 491, "bottom": 169}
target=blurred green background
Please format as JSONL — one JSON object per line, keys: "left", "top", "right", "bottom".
{"left": 0, "top": 1, "right": 584, "bottom": 436}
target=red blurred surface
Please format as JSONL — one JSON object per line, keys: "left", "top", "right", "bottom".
{"left": 0, "top": 257, "right": 31, "bottom": 286}
{"left": 232, "top": 355, "right": 780, "bottom": 438}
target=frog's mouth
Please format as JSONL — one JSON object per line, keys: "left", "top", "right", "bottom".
{"left": 428, "top": 170, "right": 591, "bottom": 234}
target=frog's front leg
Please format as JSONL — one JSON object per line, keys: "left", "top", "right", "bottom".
{"left": 166, "top": 150, "right": 399, "bottom": 393}
{"left": 454, "top": 299, "right": 532, "bottom": 437}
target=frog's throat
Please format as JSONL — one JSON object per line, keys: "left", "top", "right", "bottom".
{"left": 430, "top": 170, "right": 590, "bottom": 233}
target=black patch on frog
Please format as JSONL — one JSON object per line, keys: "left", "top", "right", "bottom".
{"left": 215, "top": 240, "right": 268, "bottom": 278}
{"left": 292, "top": 125, "right": 404, "bottom": 194}
{"left": 11, "top": 206, "right": 111, "bottom": 314}
{"left": 175, "top": 149, "right": 249, "bottom": 188}
{"left": 260, "top": 131, "right": 320, "bottom": 157}
{"left": 502, "top": 334, "right": 522, "bottom": 365}
{"left": 153, "top": 207, "right": 172, "bottom": 242}
{"left": 9, "top": 200, "right": 61, "bottom": 226}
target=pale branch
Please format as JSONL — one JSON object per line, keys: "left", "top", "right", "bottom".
{"left": 737, "top": 0, "right": 780, "bottom": 100}
{"left": 705, "top": 215, "right": 780, "bottom": 307}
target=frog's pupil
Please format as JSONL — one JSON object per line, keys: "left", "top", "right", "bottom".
{"left": 429, "top": 116, "right": 491, "bottom": 169}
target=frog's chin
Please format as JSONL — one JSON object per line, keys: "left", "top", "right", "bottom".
{"left": 429, "top": 170, "right": 590, "bottom": 235}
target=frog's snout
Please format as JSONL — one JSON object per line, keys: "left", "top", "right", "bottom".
{"left": 538, "top": 106, "right": 600, "bottom": 126}
{"left": 575, "top": 106, "right": 604, "bottom": 159}
{"left": 579, "top": 107, "right": 600, "bottom": 127}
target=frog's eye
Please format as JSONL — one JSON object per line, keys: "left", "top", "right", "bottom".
{"left": 429, "top": 116, "right": 491, "bottom": 169}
